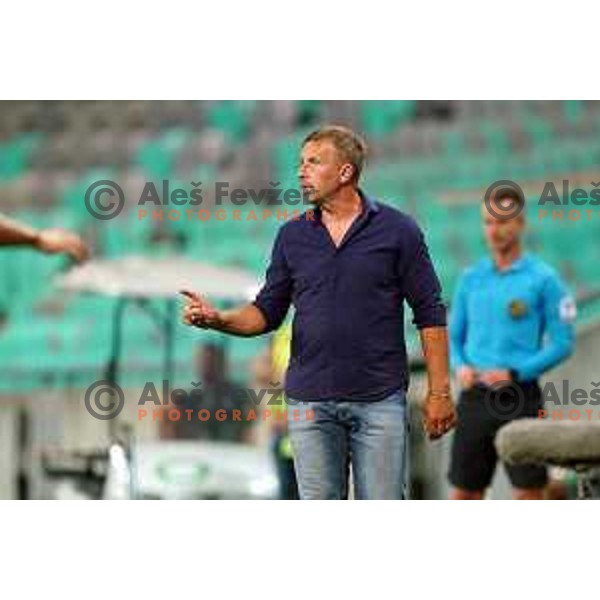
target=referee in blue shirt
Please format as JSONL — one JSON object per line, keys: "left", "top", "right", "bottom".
{"left": 448, "top": 186, "right": 575, "bottom": 500}
{"left": 182, "top": 125, "right": 456, "bottom": 499}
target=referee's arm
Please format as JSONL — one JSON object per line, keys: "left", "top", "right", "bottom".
{"left": 513, "top": 274, "right": 575, "bottom": 381}
{"left": 448, "top": 274, "right": 470, "bottom": 370}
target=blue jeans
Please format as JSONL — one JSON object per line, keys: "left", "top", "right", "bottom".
{"left": 286, "top": 391, "right": 409, "bottom": 499}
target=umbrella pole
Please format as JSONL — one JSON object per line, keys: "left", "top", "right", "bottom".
{"left": 164, "top": 298, "right": 175, "bottom": 385}
{"left": 106, "top": 297, "right": 128, "bottom": 439}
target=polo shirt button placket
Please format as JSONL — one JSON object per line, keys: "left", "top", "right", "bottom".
{"left": 330, "top": 258, "right": 340, "bottom": 401}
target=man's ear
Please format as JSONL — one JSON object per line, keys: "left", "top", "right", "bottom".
{"left": 340, "top": 163, "right": 354, "bottom": 183}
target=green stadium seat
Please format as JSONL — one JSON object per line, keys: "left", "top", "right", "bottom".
{"left": 525, "top": 117, "right": 554, "bottom": 147}
{"left": 272, "top": 127, "right": 314, "bottom": 182}
{"left": 442, "top": 129, "right": 466, "bottom": 157}
{"left": 360, "top": 101, "right": 416, "bottom": 138}
{"left": 0, "top": 132, "right": 44, "bottom": 180}
{"left": 563, "top": 100, "right": 584, "bottom": 125}
{"left": 479, "top": 121, "right": 511, "bottom": 154}
{"left": 206, "top": 101, "right": 256, "bottom": 143}
{"left": 136, "top": 128, "right": 191, "bottom": 178}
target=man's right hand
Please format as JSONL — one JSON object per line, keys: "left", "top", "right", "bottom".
{"left": 457, "top": 366, "right": 477, "bottom": 389}
{"left": 180, "top": 290, "right": 222, "bottom": 329}
{"left": 35, "top": 228, "right": 90, "bottom": 263}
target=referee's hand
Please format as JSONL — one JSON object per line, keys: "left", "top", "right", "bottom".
{"left": 457, "top": 366, "right": 477, "bottom": 389}
{"left": 422, "top": 390, "right": 456, "bottom": 440}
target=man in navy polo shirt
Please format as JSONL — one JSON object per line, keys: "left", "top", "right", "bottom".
{"left": 182, "top": 125, "right": 455, "bottom": 499}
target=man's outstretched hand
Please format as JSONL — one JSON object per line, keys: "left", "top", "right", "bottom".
{"left": 422, "top": 390, "right": 456, "bottom": 441}
{"left": 180, "top": 290, "right": 223, "bottom": 329}
{"left": 35, "top": 228, "right": 90, "bottom": 263}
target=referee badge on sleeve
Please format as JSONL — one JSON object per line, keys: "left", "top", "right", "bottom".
{"left": 559, "top": 295, "right": 577, "bottom": 323}
{"left": 508, "top": 299, "right": 528, "bottom": 319}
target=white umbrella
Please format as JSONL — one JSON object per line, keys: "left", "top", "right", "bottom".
{"left": 58, "top": 255, "right": 259, "bottom": 301}
{"left": 56, "top": 256, "right": 262, "bottom": 436}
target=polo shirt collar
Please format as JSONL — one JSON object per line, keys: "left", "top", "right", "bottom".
{"left": 485, "top": 252, "right": 531, "bottom": 273}
{"left": 360, "top": 189, "right": 380, "bottom": 214}
{"left": 311, "top": 188, "right": 378, "bottom": 225}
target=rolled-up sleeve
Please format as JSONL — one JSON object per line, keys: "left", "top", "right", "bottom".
{"left": 400, "top": 220, "right": 447, "bottom": 329}
{"left": 252, "top": 228, "right": 293, "bottom": 333}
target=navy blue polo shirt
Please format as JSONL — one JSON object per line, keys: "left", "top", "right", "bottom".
{"left": 252, "top": 191, "right": 446, "bottom": 401}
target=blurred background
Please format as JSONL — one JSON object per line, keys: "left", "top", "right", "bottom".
{"left": 1, "top": 100, "right": 599, "bottom": 499}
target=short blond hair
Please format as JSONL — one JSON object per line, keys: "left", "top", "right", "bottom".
{"left": 303, "top": 125, "right": 367, "bottom": 181}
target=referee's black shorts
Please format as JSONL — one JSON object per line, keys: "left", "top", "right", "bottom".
{"left": 448, "top": 381, "right": 547, "bottom": 492}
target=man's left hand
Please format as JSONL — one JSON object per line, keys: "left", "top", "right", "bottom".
{"left": 422, "top": 390, "right": 456, "bottom": 440}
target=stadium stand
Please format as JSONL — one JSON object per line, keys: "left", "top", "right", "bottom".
{"left": 2, "top": 100, "right": 600, "bottom": 392}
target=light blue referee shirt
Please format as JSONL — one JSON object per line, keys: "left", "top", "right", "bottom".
{"left": 450, "top": 253, "right": 575, "bottom": 381}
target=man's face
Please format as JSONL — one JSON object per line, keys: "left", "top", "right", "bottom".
{"left": 298, "top": 140, "right": 351, "bottom": 205}
{"left": 481, "top": 199, "right": 524, "bottom": 253}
